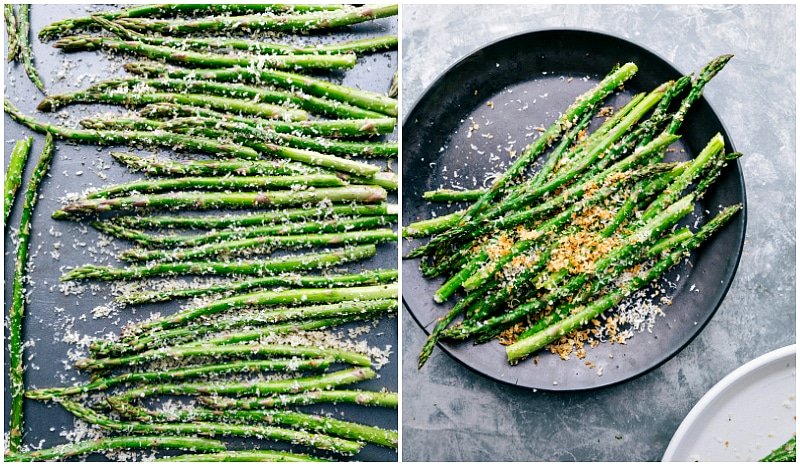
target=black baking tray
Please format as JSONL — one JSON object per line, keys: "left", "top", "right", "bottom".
{"left": 4, "top": 4, "right": 397, "bottom": 461}
{"left": 402, "top": 29, "right": 746, "bottom": 391}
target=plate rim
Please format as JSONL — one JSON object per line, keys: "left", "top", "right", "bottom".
{"left": 661, "top": 344, "right": 797, "bottom": 461}
{"left": 402, "top": 27, "right": 748, "bottom": 391}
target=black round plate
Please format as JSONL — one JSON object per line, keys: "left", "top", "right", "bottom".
{"left": 402, "top": 29, "right": 747, "bottom": 391}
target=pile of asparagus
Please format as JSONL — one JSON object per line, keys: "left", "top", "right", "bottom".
{"left": 4, "top": 3, "right": 398, "bottom": 461}
{"left": 404, "top": 55, "right": 742, "bottom": 368}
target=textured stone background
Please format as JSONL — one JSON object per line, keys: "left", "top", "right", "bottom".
{"left": 401, "top": 4, "right": 796, "bottom": 461}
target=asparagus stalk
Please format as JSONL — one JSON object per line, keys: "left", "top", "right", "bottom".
{"left": 4, "top": 4, "right": 19, "bottom": 62}
{"left": 75, "top": 343, "right": 373, "bottom": 372}
{"left": 109, "top": 203, "right": 397, "bottom": 230}
{"left": 108, "top": 152, "right": 317, "bottom": 177}
{"left": 3, "top": 436, "right": 226, "bottom": 462}
{"left": 5, "top": 99, "right": 262, "bottom": 160}
{"left": 128, "top": 283, "right": 398, "bottom": 334}
{"left": 113, "top": 4, "right": 398, "bottom": 35}
{"left": 116, "top": 270, "right": 398, "bottom": 305}
{"left": 95, "top": 216, "right": 394, "bottom": 248}
{"left": 102, "top": 300, "right": 397, "bottom": 354}
{"left": 145, "top": 104, "right": 394, "bottom": 137}
{"left": 26, "top": 358, "right": 332, "bottom": 400}
{"left": 38, "top": 4, "right": 345, "bottom": 40}
{"left": 120, "top": 229, "right": 396, "bottom": 262}
{"left": 39, "top": 88, "right": 308, "bottom": 122}
{"left": 157, "top": 450, "right": 329, "bottom": 462}
{"left": 7, "top": 133, "right": 54, "bottom": 452}
{"left": 53, "top": 35, "right": 357, "bottom": 71}
{"left": 76, "top": 73, "right": 384, "bottom": 119}
{"left": 422, "top": 189, "right": 484, "bottom": 202}
{"left": 506, "top": 204, "right": 743, "bottom": 361}
{"left": 402, "top": 212, "right": 464, "bottom": 238}
{"left": 60, "top": 245, "right": 377, "bottom": 281}
{"left": 125, "top": 61, "right": 399, "bottom": 117}
{"left": 198, "top": 390, "right": 399, "bottom": 409}
{"left": 59, "top": 400, "right": 364, "bottom": 456}
{"left": 668, "top": 55, "right": 734, "bottom": 135}
{"left": 760, "top": 436, "right": 796, "bottom": 462}
{"left": 54, "top": 186, "right": 387, "bottom": 217}
{"left": 86, "top": 174, "right": 345, "bottom": 199}
{"left": 18, "top": 4, "right": 45, "bottom": 92}
{"left": 3, "top": 136, "right": 33, "bottom": 226}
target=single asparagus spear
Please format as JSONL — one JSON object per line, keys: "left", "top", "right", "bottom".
{"left": 3, "top": 436, "right": 226, "bottom": 462}
{"left": 128, "top": 283, "right": 398, "bottom": 334}
{"left": 54, "top": 186, "right": 387, "bottom": 217}
{"left": 120, "top": 229, "right": 397, "bottom": 262}
{"left": 95, "top": 216, "right": 393, "bottom": 248}
{"left": 53, "top": 35, "right": 357, "bottom": 71}
{"left": 38, "top": 4, "right": 345, "bottom": 40}
{"left": 668, "top": 55, "right": 734, "bottom": 134}
{"left": 87, "top": 174, "right": 345, "bottom": 199}
{"left": 39, "top": 89, "right": 308, "bottom": 122}
{"left": 402, "top": 212, "right": 464, "bottom": 238}
{"left": 110, "top": 203, "right": 397, "bottom": 230}
{"left": 7, "top": 133, "right": 54, "bottom": 452}
{"left": 26, "top": 358, "right": 332, "bottom": 400}
{"left": 75, "top": 343, "right": 373, "bottom": 372}
{"left": 78, "top": 73, "right": 384, "bottom": 119}
{"left": 125, "top": 61, "right": 398, "bottom": 117}
{"left": 3, "top": 136, "right": 33, "bottom": 226}
{"left": 157, "top": 450, "right": 329, "bottom": 463}
{"left": 5, "top": 99, "right": 262, "bottom": 160}
{"left": 102, "top": 300, "right": 397, "bottom": 354}
{"left": 506, "top": 204, "right": 743, "bottom": 362}
{"left": 198, "top": 390, "right": 398, "bottom": 409}
{"left": 114, "top": 4, "right": 398, "bottom": 35}
{"left": 4, "top": 4, "right": 19, "bottom": 62}
{"left": 18, "top": 4, "right": 45, "bottom": 92}
{"left": 422, "top": 189, "right": 484, "bottom": 202}
{"left": 116, "top": 270, "right": 398, "bottom": 305}
{"left": 60, "top": 245, "right": 377, "bottom": 281}
{"left": 59, "top": 400, "right": 364, "bottom": 456}
{"left": 108, "top": 152, "right": 317, "bottom": 177}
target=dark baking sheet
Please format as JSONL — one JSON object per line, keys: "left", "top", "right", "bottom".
{"left": 402, "top": 29, "right": 746, "bottom": 391}
{"left": 4, "top": 4, "right": 397, "bottom": 461}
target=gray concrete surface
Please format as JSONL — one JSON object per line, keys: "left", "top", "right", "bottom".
{"left": 401, "top": 4, "right": 796, "bottom": 461}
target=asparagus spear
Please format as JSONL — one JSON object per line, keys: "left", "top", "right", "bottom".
{"left": 86, "top": 174, "right": 345, "bottom": 199}
{"left": 7, "top": 133, "right": 54, "bottom": 452}
{"left": 760, "top": 436, "right": 796, "bottom": 462}
{"left": 506, "top": 205, "right": 743, "bottom": 361}
{"left": 4, "top": 4, "right": 19, "bottom": 62}
{"left": 5, "top": 99, "right": 262, "bottom": 160}
{"left": 113, "top": 4, "right": 398, "bottom": 35}
{"left": 60, "top": 245, "right": 377, "bottom": 281}
{"left": 125, "top": 61, "right": 399, "bottom": 117}
{"left": 26, "top": 358, "right": 332, "bottom": 400}
{"left": 3, "top": 436, "right": 226, "bottom": 462}
{"left": 101, "top": 300, "right": 397, "bottom": 354}
{"left": 18, "top": 5, "right": 45, "bottom": 92}
{"left": 54, "top": 185, "right": 387, "bottom": 217}
{"left": 109, "top": 203, "right": 397, "bottom": 230}
{"left": 3, "top": 136, "right": 33, "bottom": 226}
{"left": 116, "top": 270, "right": 398, "bottom": 305}
{"left": 39, "top": 88, "right": 308, "bottom": 121}
{"left": 198, "top": 390, "right": 399, "bottom": 409}
{"left": 95, "top": 216, "right": 394, "bottom": 248}
{"left": 128, "top": 283, "right": 398, "bottom": 334}
{"left": 53, "top": 35, "right": 358, "bottom": 71}
{"left": 38, "top": 4, "right": 345, "bottom": 40}
{"left": 59, "top": 400, "right": 364, "bottom": 456}
{"left": 75, "top": 343, "right": 373, "bottom": 372}
{"left": 108, "top": 152, "right": 317, "bottom": 177}
{"left": 403, "top": 212, "right": 464, "bottom": 238}
{"left": 157, "top": 450, "right": 329, "bottom": 462}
